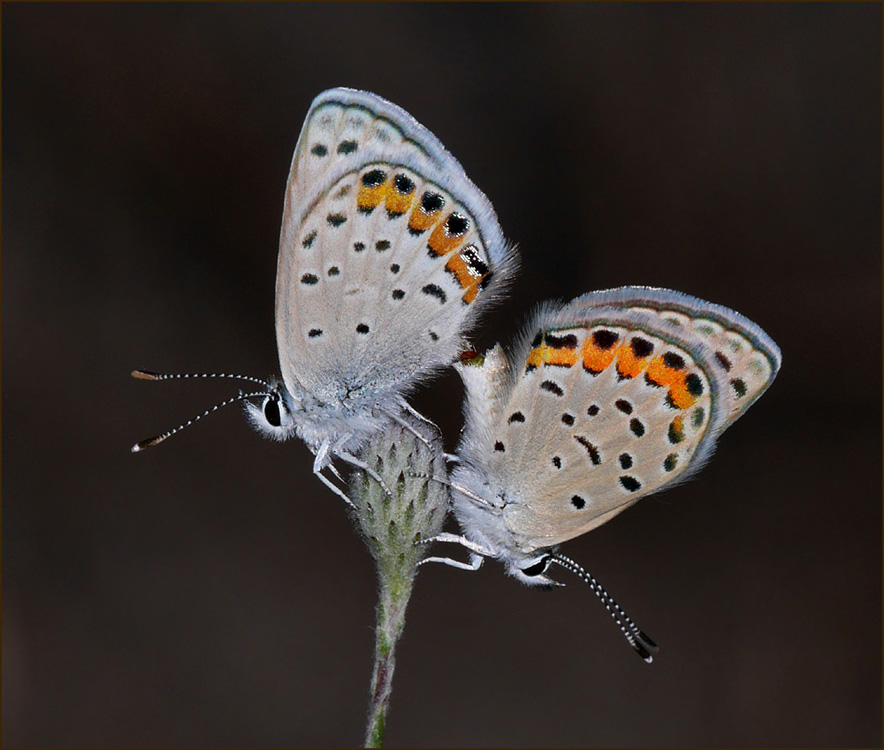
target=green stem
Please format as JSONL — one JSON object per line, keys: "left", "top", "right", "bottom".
{"left": 365, "top": 571, "right": 412, "bottom": 747}
{"left": 348, "top": 421, "right": 448, "bottom": 748}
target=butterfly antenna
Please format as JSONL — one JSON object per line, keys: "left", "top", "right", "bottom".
{"left": 549, "top": 553, "right": 659, "bottom": 663}
{"left": 132, "top": 370, "right": 271, "bottom": 389}
{"left": 131, "top": 390, "right": 271, "bottom": 453}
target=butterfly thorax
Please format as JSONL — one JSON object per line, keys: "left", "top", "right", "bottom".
{"left": 450, "top": 463, "right": 541, "bottom": 569}
{"left": 291, "top": 390, "right": 392, "bottom": 455}
{"left": 246, "top": 377, "right": 394, "bottom": 464}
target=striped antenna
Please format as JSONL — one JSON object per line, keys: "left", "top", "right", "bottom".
{"left": 131, "top": 390, "right": 272, "bottom": 453}
{"left": 131, "top": 369, "right": 275, "bottom": 453}
{"left": 131, "top": 370, "right": 271, "bottom": 389}
{"left": 550, "top": 553, "right": 659, "bottom": 663}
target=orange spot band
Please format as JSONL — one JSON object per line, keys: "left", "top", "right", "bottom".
{"left": 527, "top": 344, "right": 579, "bottom": 369}
{"left": 427, "top": 220, "right": 465, "bottom": 257}
{"left": 582, "top": 340, "right": 617, "bottom": 373}
{"left": 646, "top": 356, "right": 697, "bottom": 409}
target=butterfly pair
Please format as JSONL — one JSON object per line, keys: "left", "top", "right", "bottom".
{"left": 134, "top": 88, "right": 781, "bottom": 661}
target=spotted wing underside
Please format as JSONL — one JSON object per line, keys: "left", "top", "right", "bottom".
{"left": 574, "top": 287, "right": 781, "bottom": 425}
{"left": 465, "top": 303, "right": 734, "bottom": 550}
{"left": 276, "top": 89, "right": 517, "bottom": 401}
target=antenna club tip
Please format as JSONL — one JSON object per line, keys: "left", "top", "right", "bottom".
{"left": 132, "top": 435, "right": 165, "bottom": 452}
{"left": 132, "top": 370, "right": 160, "bottom": 380}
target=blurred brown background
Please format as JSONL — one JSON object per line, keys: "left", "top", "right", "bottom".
{"left": 3, "top": 4, "right": 881, "bottom": 747}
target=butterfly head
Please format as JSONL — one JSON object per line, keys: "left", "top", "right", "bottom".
{"left": 509, "top": 553, "right": 561, "bottom": 588}
{"left": 245, "top": 379, "right": 300, "bottom": 441}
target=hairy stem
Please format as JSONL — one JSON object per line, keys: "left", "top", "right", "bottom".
{"left": 349, "top": 420, "right": 448, "bottom": 748}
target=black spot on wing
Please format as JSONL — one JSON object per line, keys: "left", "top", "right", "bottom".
{"left": 592, "top": 330, "right": 619, "bottom": 349}
{"left": 574, "top": 435, "right": 601, "bottom": 465}
{"left": 546, "top": 333, "right": 578, "bottom": 349}
{"left": 715, "top": 351, "right": 732, "bottom": 371}
{"left": 668, "top": 420, "right": 685, "bottom": 444}
{"left": 461, "top": 245, "right": 489, "bottom": 276}
{"left": 394, "top": 174, "right": 415, "bottom": 194}
{"left": 422, "top": 284, "right": 447, "bottom": 303}
{"left": 362, "top": 169, "right": 386, "bottom": 187}
{"left": 541, "top": 380, "right": 564, "bottom": 396}
{"left": 630, "top": 337, "right": 654, "bottom": 358}
{"left": 663, "top": 352, "right": 686, "bottom": 370}
{"left": 620, "top": 476, "right": 642, "bottom": 492}
{"left": 686, "top": 373, "right": 704, "bottom": 397}
{"left": 421, "top": 192, "right": 444, "bottom": 212}
{"left": 445, "top": 213, "right": 469, "bottom": 236}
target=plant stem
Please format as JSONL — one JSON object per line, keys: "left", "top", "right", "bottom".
{"left": 365, "top": 567, "right": 411, "bottom": 747}
{"left": 348, "top": 420, "right": 448, "bottom": 748}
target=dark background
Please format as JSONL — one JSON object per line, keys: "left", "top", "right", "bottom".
{"left": 3, "top": 3, "right": 881, "bottom": 747}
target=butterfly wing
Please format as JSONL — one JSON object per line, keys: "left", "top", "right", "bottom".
{"left": 275, "top": 88, "right": 517, "bottom": 403}
{"left": 458, "top": 298, "right": 739, "bottom": 551}
{"left": 573, "top": 287, "right": 781, "bottom": 425}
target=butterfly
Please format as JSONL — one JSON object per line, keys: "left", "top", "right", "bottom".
{"left": 132, "top": 88, "right": 518, "bottom": 503}
{"left": 421, "top": 286, "right": 781, "bottom": 660}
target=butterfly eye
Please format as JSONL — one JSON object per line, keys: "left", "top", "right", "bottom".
{"left": 263, "top": 396, "right": 282, "bottom": 428}
{"left": 520, "top": 556, "right": 551, "bottom": 578}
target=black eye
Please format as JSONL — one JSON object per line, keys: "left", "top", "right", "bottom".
{"left": 264, "top": 398, "right": 281, "bottom": 427}
{"left": 521, "top": 557, "right": 550, "bottom": 577}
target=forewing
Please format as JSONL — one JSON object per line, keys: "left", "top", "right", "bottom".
{"left": 276, "top": 89, "right": 516, "bottom": 400}
{"left": 574, "top": 287, "right": 781, "bottom": 425}
{"left": 466, "top": 306, "right": 732, "bottom": 550}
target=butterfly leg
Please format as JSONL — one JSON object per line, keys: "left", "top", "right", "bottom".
{"left": 314, "top": 466, "right": 356, "bottom": 508}
{"left": 310, "top": 441, "right": 356, "bottom": 507}
{"left": 417, "top": 531, "right": 493, "bottom": 554}
{"left": 402, "top": 401, "right": 439, "bottom": 429}
{"left": 419, "top": 552, "right": 484, "bottom": 572}
{"left": 326, "top": 461, "right": 346, "bottom": 484}
{"left": 389, "top": 407, "right": 435, "bottom": 449}
{"left": 336, "top": 450, "right": 394, "bottom": 498}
